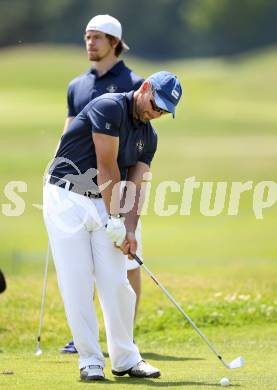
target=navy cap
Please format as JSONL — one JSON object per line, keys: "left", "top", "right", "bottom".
{"left": 147, "top": 71, "right": 182, "bottom": 118}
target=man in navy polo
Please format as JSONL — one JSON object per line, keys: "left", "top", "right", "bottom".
{"left": 64, "top": 14, "right": 143, "bottom": 131}
{"left": 43, "top": 71, "right": 182, "bottom": 381}
{"left": 61, "top": 14, "right": 144, "bottom": 354}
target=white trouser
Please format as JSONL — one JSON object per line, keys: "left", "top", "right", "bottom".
{"left": 43, "top": 183, "right": 142, "bottom": 370}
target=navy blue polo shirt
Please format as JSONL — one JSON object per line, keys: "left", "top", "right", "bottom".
{"left": 50, "top": 91, "right": 157, "bottom": 184}
{"left": 67, "top": 60, "right": 143, "bottom": 116}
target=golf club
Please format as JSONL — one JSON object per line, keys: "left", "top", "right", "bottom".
{"left": 131, "top": 253, "right": 244, "bottom": 370}
{"left": 35, "top": 244, "right": 50, "bottom": 356}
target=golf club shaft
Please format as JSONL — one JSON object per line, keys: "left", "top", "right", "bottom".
{"left": 132, "top": 254, "right": 228, "bottom": 368}
{"left": 36, "top": 243, "right": 50, "bottom": 346}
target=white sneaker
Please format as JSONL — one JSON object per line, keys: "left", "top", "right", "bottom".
{"left": 112, "top": 360, "right": 161, "bottom": 378}
{"left": 80, "top": 365, "right": 105, "bottom": 381}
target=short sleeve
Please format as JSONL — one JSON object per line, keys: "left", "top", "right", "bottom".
{"left": 86, "top": 98, "right": 122, "bottom": 137}
{"left": 133, "top": 77, "right": 144, "bottom": 91}
{"left": 67, "top": 83, "right": 77, "bottom": 117}
{"left": 139, "top": 129, "right": 158, "bottom": 166}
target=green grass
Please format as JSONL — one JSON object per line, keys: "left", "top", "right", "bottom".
{"left": 0, "top": 44, "right": 277, "bottom": 388}
{"left": 1, "top": 264, "right": 277, "bottom": 389}
{"left": 1, "top": 325, "right": 277, "bottom": 389}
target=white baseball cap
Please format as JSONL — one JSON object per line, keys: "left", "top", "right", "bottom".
{"left": 86, "top": 14, "right": 129, "bottom": 51}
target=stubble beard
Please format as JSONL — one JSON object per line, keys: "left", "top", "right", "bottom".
{"left": 87, "top": 46, "right": 113, "bottom": 62}
{"left": 88, "top": 53, "right": 102, "bottom": 62}
{"left": 133, "top": 93, "right": 151, "bottom": 123}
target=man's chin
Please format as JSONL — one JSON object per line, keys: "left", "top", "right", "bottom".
{"left": 138, "top": 113, "right": 151, "bottom": 123}
{"left": 139, "top": 117, "right": 148, "bottom": 124}
{"left": 88, "top": 54, "right": 101, "bottom": 62}
{"left": 142, "top": 116, "right": 151, "bottom": 123}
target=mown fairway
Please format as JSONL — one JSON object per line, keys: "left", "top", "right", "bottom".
{"left": 0, "top": 45, "right": 277, "bottom": 389}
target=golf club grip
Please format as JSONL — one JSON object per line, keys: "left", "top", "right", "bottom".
{"left": 131, "top": 253, "right": 143, "bottom": 265}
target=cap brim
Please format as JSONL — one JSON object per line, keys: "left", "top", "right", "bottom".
{"left": 153, "top": 91, "right": 176, "bottom": 118}
{"left": 122, "top": 40, "right": 130, "bottom": 51}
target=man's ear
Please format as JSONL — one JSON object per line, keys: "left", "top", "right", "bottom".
{"left": 141, "top": 80, "right": 151, "bottom": 92}
{"left": 111, "top": 37, "right": 120, "bottom": 49}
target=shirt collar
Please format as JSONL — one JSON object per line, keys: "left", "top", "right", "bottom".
{"left": 108, "top": 60, "right": 125, "bottom": 75}
{"left": 88, "top": 60, "right": 125, "bottom": 78}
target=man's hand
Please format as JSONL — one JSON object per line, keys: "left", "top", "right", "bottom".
{"left": 105, "top": 215, "right": 126, "bottom": 246}
{"left": 120, "top": 232, "right": 137, "bottom": 259}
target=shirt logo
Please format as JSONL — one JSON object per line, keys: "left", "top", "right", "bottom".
{"left": 106, "top": 84, "right": 118, "bottom": 93}
{"left": 136, "top": 140, "right": 144, "bottom": 152}
{"left": 105, "top": 122, "right": 111, "bottom": 130}
{"left": 171, "top": 89, "right": 179, "bottom": 100}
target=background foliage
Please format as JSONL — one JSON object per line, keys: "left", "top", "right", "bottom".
{"left": 1, "top": 0, "right": 277, "bottom": 58}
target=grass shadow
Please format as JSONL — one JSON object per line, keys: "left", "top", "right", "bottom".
{"left": 113, "top": 378, "right": 240, "bottom": 387}
{"left": 141, "top": 352, "right": 204, "bottom": 362}
{"left": 103, "top": 352, "right": 204, "bottom": 362}
{"left": 78, "top": 377, "right": 240, "bottom": 387}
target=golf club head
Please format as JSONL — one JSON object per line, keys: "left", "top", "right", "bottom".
{"left": 228, "top": 356, "right": 244, "bottom": 369}
{"left": 35, "top": 346, "right": 42, "bottom": 356}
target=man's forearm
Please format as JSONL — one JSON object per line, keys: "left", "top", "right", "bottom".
{"left": 98, "top": 166, "right": 121, "bottom": 215}
{"left": 123, "top": 186, "right": 143, "bottom": 233}
{"left": 123, "top": 162, "right": 149, "bottom": 232}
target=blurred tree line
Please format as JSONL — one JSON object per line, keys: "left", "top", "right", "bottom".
{"left": 1, "top": 0, "right": 277, "bottom": 59}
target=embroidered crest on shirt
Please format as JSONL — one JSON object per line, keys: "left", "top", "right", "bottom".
{"left": 136, "top": 140, "right": 144, "bottom": 152}
{"left": 106, "top": 84, "right": 118, "bottom": 93}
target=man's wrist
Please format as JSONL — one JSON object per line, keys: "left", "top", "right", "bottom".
{"left": 127, "top": 230, "right": 136, "bottom": 236}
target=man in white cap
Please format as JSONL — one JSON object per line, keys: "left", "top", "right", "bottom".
{"left": 60, "top": 15, "right": 144, "bottom": 354}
